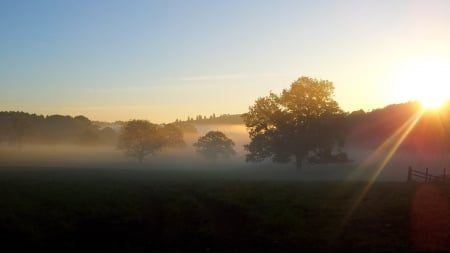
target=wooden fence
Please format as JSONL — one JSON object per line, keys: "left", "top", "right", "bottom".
{"left": 407, "top": 166, "right": 448, "bottom": 182}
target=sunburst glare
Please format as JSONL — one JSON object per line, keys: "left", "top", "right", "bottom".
{"left": 388, "top": 57, "right": 450, "bottom": 110}
{"left": 341, "top": 109, "right": 425, "bottom": 225}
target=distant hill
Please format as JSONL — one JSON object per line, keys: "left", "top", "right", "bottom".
{"left": 346, "top": 101, "right": 450, "bottom": 155}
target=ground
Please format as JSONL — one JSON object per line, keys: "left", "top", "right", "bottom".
{"left": 0, "top": 166, "right": 449, "bottom": 251}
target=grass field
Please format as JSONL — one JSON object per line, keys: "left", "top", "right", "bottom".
{"left": 0, "top": 166, "right": 449, "bottom": 251}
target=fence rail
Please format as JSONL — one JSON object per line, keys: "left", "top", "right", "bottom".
{"left": 407, "top": 166, "right": 448, "bottom": 182}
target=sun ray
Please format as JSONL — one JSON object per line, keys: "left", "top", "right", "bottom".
{"left": 340, "top": 109, "right": 425, "bottom": 226}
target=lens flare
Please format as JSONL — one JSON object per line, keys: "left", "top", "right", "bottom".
{"left": 341, "top": 109, "right": 425, "bottom": 225}
{"left": 388, "top": 57, "right": 450, "bottom": 109}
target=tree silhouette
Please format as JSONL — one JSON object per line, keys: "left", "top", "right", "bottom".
{"left": 159, "top": 123, "right": 186, "bottom": 148}
{"left": 10, "top": 116, "right": 32, "bottom": 147}
{"left": 193, "top": 131, "right": 236, "bottom": 160}
{"left": 0, "top": 112, "right": 119, "bottom": 145}
{"left": 118, "top": 120, "right": 184, "bottom": 163}
{"left": 243, "top": 76, "right": 347, "bottom": 169}
{"left": 79, "top": 129, "right": 100, "bottom": 145}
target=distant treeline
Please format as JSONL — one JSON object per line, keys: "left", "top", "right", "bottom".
{"left": 0, "top": 112, "right": 118, "bottom": 146}
{"left": 347, "top": 101, "right": 450, "bottom": 154}
{"left": 0, "top": 112, "right": 201, "bottom": 146}
{"left": 2, "top": 101, "right": 450, "bottom": 153}
{"left": 175, "top": 114, "right": 244, "bottom": 125}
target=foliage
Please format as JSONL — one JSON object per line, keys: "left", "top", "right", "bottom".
{"left": 159, "top": 124, "right": 187, "bottom": 148}
{"left": 0, "top": 111, "right": 117, "bottom": 145}
{"left": 179, "top": 114, "right": 244, "bottom": 125}
{"left": 346, "top": 101, "right": 450, "bottom": 154}
{"left": 118, "top": 120, "right": 185, "bottom": 163}
{"left": 243, "top": 76, "right": 347, "bottom": 169}
{"left": 193, "top": 131, "right": 236, "bottom": 160}
{"left": 170, "top": 122, "right": 198, "bottom": 134}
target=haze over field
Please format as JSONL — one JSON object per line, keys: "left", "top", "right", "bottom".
{"left": 2, "top": 102, "right": 450, "bottom": 182}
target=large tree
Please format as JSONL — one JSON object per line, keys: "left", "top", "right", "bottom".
{"left": 118, "top": 120, "right": 185, "bottom": 163}
{"left": 243, "top": 76, "right": 347, "bottom": 169}
{"left": 193, "top": 131, "right": 236, "bottom": 160}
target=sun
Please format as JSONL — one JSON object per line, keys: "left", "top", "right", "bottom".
{"left": 388, "top": 57, "right": 450, "bottom": 110}
{"left": 419, "top": 94, "right": 446, "bottom": 110}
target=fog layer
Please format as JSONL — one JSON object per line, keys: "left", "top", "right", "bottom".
{"left": 1, "top": 122, "right": 448, "bottom": 182}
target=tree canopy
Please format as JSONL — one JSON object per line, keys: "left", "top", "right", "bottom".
{"left": 0, "top": 111, "right": 116, "bottom": 145}
{"left": 243, "top": 76, "right": 348, "bottom": 169}
{"left": 193, "top": 131, "right": 236, "bottom": 160}
{"left": 118, "top": 120, "right": 185, "bottom": 163}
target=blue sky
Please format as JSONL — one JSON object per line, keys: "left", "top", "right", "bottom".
{"left": 1, "top": 0, "right": 450, "bottom": 122}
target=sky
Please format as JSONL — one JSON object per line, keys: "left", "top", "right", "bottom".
{"left": 1, "top": 0, "right": 450, "bottom": 123}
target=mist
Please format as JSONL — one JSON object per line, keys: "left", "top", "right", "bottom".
{"left": 2, "top": 121, "right": 447, "bottom": 183}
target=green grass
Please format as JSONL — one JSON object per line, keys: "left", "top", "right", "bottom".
{"left": 0, "top": 167, "right": 447, "bottom": 251}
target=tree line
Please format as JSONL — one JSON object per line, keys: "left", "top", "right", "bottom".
{"left": 347, "top": 101, "right": 450, "bottom": 153}
{"left": 0, "top": 112, "right": 118, "bottom": 146}
{"left": 175, "top": 114, "right": 243, "bottom": 125}
{"left": 2, "top": 76, "right": 450, "bottom": 168}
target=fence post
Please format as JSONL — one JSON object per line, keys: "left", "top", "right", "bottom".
{"left": 408, "top": 166, "right": 412, "bottom": 182}
{"left": 425, "top": 168, "right": 429, "bottom": 182}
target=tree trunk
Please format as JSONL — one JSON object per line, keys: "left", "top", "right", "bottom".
{"left": 295, "top": 154, "right": 303, "bottom": 171}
